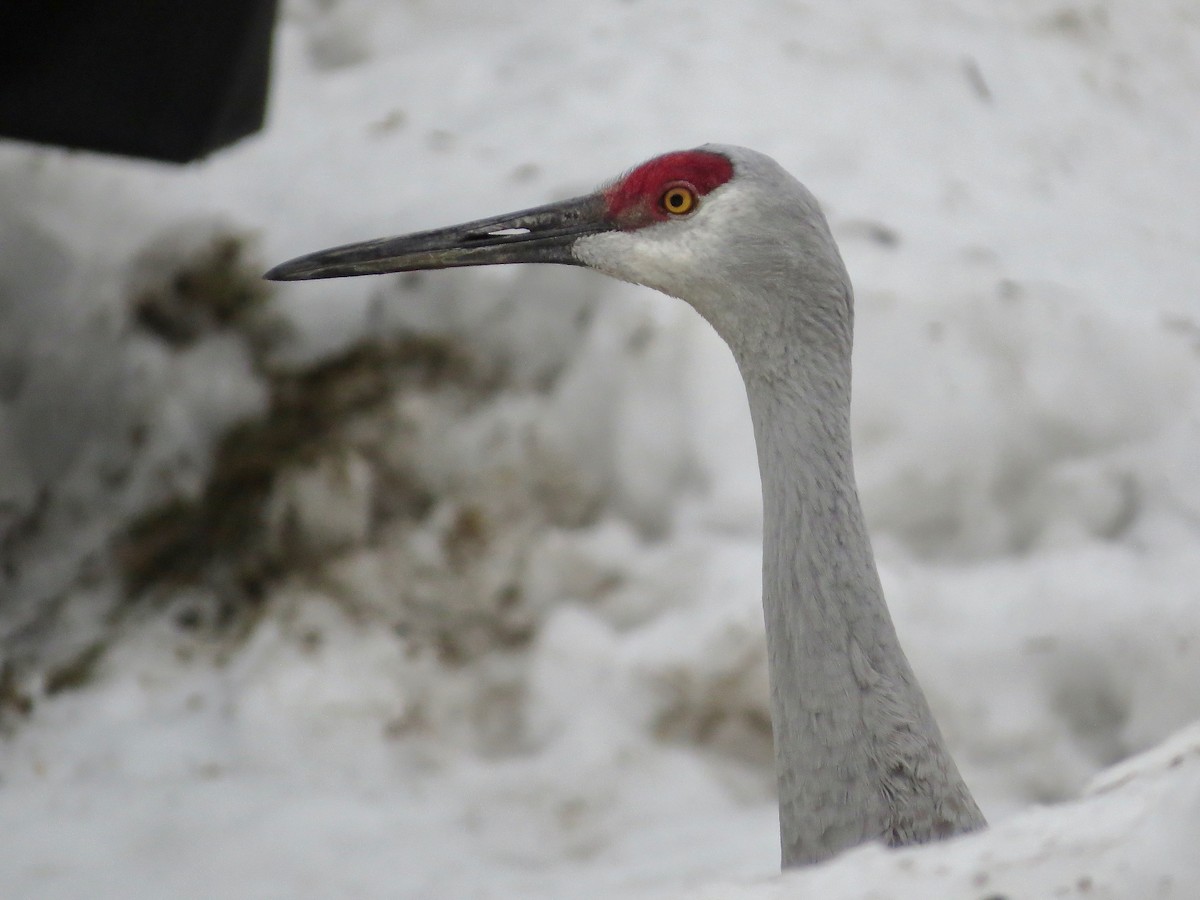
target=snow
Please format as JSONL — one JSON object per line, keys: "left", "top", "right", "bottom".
{"left": 2, "top": 0, "right": 1200, "bottom": 897}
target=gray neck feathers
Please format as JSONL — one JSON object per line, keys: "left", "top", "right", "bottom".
{"left": 727, "top": 254, "right": 985, "bottom": 867}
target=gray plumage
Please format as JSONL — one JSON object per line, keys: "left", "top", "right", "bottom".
{"left": 578, "top": 146, "right": 985, "bottom": 864}
{"left": 266, "top": 144, "right": 987, "bottom": 867}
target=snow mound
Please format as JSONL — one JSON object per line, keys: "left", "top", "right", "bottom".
{"left": 659, "top": 724, "right": 1200, "bottom": 900}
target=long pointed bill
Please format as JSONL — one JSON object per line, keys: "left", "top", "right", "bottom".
{"left": 265, "top": 193, "right": 611, "bottom": 281}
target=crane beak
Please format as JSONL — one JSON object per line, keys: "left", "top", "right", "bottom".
{"left": 264, "top": 193, "right": 611, "bottom": 281}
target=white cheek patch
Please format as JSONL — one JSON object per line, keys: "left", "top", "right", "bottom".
{"left": 573, "top": 230, "right": 687, "bottom": 292}
{"left": 573, "top": 182, "right": 752, "bottom": 296}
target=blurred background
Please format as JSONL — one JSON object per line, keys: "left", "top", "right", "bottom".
{"left": 1, "top": 1, "right": 1199, "bottom": 897}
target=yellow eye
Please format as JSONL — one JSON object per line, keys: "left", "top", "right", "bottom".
{"left": 660, "top": 184, "right": 697, "bottom": 216}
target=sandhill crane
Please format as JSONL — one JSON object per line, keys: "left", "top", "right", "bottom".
{"left": 266, "top": 145, "right": 987, "bottom": 867}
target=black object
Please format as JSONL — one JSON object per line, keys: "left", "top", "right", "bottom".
{"left": 0, "top": 1, "right": 278, "bottom": 163}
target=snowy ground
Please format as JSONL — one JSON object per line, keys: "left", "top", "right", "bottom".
{"left": 2, "top": 1, "right": 1200, "bottom": 897}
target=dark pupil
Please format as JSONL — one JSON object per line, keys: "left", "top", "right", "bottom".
{"left": 669, "top": 192, "right": 684, "bottom": 207}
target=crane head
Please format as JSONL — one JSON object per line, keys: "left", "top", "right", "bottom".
{"left": 265, "top": 147, "right": 736, "bottom": 282}
{"left": 266, "top": 145, "right": 849, "bottom": 358}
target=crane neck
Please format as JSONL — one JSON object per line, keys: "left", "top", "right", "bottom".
{"left": 733, "top": 307, "right": 985, "bottom": 867}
